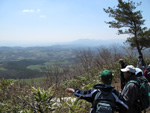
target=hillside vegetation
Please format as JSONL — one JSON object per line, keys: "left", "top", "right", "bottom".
{"left": 0, "top": 45, "right": 150, "bottom": 112}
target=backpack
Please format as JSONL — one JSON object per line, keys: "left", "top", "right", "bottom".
{"left": 126, "top": 79, "right": 150, "bottom": 111}
{"left": 92, "top": 89, "right": 116, "bottom": 113}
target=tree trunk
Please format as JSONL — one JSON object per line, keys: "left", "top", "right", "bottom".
{"left": 134, "top": 29, "right": 143, "bottom": 58}
{"left": 135, "top": 39, "right": 143, "bottom": 56}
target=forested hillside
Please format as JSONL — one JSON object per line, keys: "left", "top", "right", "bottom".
{"left": 0, "top": 46, "right": 77, "bottom": 79}
{"left": 0, "top": 45, "right": 150, "bottom": 80}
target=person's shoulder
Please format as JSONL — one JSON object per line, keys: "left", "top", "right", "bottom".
{"left": 122, "top": 82, "right": 138, "bottom": 95}
{"left": 112, "top": 88, "right": 120, "bottom": 96}
{"left": 126, "top": 80, "right": 139, "bottom": 88}
{"left": 128, "top": 82, "right": 137, "bottom": 86}
{"left": 122, "top": 63, "right": 127, "bottom": 68}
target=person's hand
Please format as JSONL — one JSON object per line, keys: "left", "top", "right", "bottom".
{"left": 65, "top": 88, "right": 75, "bottom": 93}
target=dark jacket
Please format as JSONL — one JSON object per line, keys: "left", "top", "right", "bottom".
{"left": 136, "top": 58, "right": 146, "bottom": 68}
{"left": 120, "top": 63, "right": 127, "bottom": 90}
{"left": 121, "top": 75, "right": 141, "bottom": 113}
{"left": 74, "top": 84, "right": 128, "bottom": 113}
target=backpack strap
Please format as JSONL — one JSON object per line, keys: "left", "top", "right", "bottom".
{"left": 125, "top": 80, "right": 139, "bottom": 88}
{"left": 92, "top": 89, "right": 102, "bottom": 110}
{"left": 125, "top": 80, "right": 141, "bottom": 97}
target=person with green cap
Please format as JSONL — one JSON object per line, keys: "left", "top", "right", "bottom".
{"left": 66, "top": 70, "right": 128, "bottom": 113}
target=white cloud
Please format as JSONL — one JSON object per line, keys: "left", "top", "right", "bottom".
{"left": 22, "top": 9, "right": 35, "bottom": 13}
{"left": 37, "top": 9, "right": 41, "bottom": 13}
{"left": 22, "top": 9, "right": 46, "bottom": 18}
{"left": 40, "top": 15, "right": 46, "bottom": 18}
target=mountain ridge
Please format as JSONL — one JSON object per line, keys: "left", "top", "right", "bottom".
{"left": 0, "top": 38, "right": 126, "bottom": 47}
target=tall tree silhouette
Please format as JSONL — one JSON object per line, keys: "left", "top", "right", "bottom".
{"left": 104, "top": 0, "right": 150, "bottom": 57}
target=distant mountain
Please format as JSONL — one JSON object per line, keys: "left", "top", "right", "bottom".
{"left": 0, "top": 39, "right": 126, "bottom": 47}
{"left": 60, "top": 39, "right": 126, "bottom": 47}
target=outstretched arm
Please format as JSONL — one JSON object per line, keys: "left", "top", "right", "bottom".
{"left": 65, "top": 88, "right": 97, "bottom": 103}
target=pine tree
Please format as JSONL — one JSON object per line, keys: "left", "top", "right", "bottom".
{"left": 104, "top": 0, "right": 150, "bottom": 57}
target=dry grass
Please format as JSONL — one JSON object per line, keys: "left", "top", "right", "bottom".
{"left": 112, "top": 77, "right": 121, "bottom": 91}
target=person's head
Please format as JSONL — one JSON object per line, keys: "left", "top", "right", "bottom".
{"left": 101, "top": 70, "right": 113, "bottom": 85}
{"left": 140, "top": 66, "right": 145, "bottom": 72}
{"left": 121, "top": 65, "right": 136, "bottom": 80}
{"left": 118, "top": 59, "right": 124, "bottom": 65}
{"left": 135, "top": 68, "right": 143, "bottom": 77}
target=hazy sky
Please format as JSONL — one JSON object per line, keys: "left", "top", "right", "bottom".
{"left": 0, "top": 0, "right": 150, "bottom": 46}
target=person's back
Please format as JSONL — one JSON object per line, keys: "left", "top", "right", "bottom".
{"left": 132, "top": 68, "right": 150, "bottom": 113}
{"left": 74, "top": 83, "right": 128, "bottom": 113}
{"left": 91, "top": 84, "right": 118, "bottom": 113}
{"left": 66, "top": 70, "right": 128, "bottom": 113}
{"left": 135, "top": 74, "right": 149, "bottom": 112}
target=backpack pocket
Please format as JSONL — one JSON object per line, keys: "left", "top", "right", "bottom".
{"left": 96, "top": 102, "right": 113, "bottom": 113}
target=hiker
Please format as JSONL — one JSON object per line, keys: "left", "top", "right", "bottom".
{"left": 135, "top": 67, "right": 148, "bottom": 113}
{"left": 118, "top": 59, "right": 127, "bottom": 90}
{"left": 135, "top": 67, "right": 148, "bottom": 85}
{"left": 135, "top": 68, "right": 143, "bottom": 77}
{"left": 66, "top": 70, "right": 128, "bottom": 113}
{"left": 121, "top": 65, "right": 146, "bottom": 113}
{"left": 136, "top": 55, "right": 146, "bottom": 68}
{"left": 144, "top": 64, "right": 150, "bottom": 82}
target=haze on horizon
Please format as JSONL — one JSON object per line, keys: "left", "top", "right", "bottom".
{"left": 0, "top": 0, "right": 150, "bottom": 47}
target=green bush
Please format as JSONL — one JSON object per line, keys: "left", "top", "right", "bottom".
{"left": 0, "top": 79, "right": 57, "bottom": 112}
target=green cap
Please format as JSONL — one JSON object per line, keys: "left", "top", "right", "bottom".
{"left": 101, "top": 70, "right": 112, "bottom": 82}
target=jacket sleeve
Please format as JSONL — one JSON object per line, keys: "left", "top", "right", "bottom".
{"left": 112, "top": 89, "right": 129, "bottom": 112}
{"left": 74, "top": 88, "right": 98, "bottom": 103}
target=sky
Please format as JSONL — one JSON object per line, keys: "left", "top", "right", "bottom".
{"left": 0, "top": 0, "right": 150, "bottom": 46}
